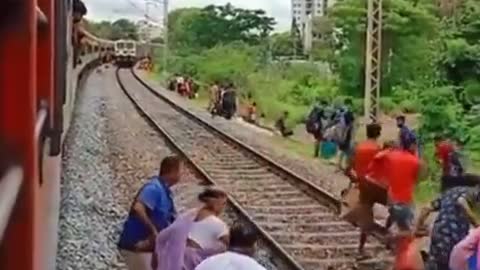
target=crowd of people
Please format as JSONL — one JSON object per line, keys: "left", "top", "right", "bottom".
{"left": 168, "top": 74, "right": 199, "bottom": 100}
{"left": 304, "top": 98, "right": 356, "bottom": 169}
{"left": 116, "top": 113, "right": 480, "bottom": 270}
{"left": 137, "top": 56, "right": 153, "bottom": 71}
{"left": 339, "top": 116, "right": 480, "bottom": 269}
{"left": 207, "top": 81, "right": 238, "bottom": 120}
{"left": 117, "top": 156, "right": 266, "bottom": 270}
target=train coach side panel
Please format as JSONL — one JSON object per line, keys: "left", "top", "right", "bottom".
{"left": 40, "top": 53, "right": 99, "bottom": 270}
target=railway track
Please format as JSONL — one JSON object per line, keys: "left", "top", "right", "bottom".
{"left": 115, "top": 68, "right": 392, "bottom": 270}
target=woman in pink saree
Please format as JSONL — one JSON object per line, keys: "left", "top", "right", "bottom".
{"left": 152, "top": 188, "right": 229, "bottom": 270}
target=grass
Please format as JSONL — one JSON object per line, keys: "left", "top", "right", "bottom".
{"left": 414, "top": 180, "right": 440, "bottom": 204}
{"left": 271, "top": 136, "right": 315, "bottom": 158}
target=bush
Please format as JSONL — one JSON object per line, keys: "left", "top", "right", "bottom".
{"left": 380, "top": 97, "right": 397, "bottom": 114}
{"left": 399, "top": 99, "right": 419, "bottom": 113}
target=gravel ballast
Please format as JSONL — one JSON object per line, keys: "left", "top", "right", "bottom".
{"left": 56, "top": 68, "right": 281, "bottom": 270}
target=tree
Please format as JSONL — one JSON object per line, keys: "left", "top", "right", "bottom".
{"left": 83, "top": 20, "right": 114, "bottom": 38}
{"left": 168, "top": 4, "right": 276, "bottom": 50}
{"left": 271, "top": 32, "right": 293, "bottom": 57}
{"left": 310, "top": 16, "right": 335, "bottom": 62}
{"left": 84, "top": 18, "right": 138, "bottom": 40}
{"left": 329, "top": 0, "right": 438, "bottom": 96}
{"left": 168, "top": 8, "right": 203, "bottom": 50}
{"left": 290, "top": 18, "right": 303, "bottom": 56}
{"left": 111, "top": 19, "right": 138, "bottom": 40}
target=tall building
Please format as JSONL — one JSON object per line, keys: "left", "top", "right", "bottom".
{"left": 136, "top": 20, "right": 163, "bottom": 42}
{"left": 291, "top": 0, "right": 336, "bottom": 32}
{"left": 291, "top": 0, "right": 336, "bottom": 54}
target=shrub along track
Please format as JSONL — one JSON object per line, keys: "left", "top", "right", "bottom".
{"left": 115, "top": 68, "right": 392, "bottom": 270}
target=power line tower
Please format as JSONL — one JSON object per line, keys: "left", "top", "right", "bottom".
{"left": 143, "top": 0, "right": 168, "bottom": 73}
{"left": 364, "top": 0, "right": 383, "bottom": 123}
{"left": 163, "top": 0, "right": 168, "bottom": 75}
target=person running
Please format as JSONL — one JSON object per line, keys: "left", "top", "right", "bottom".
{"left": 416, "top": 186, "right": 480, "bottom": 270}
{"left": 275, "top": 111, "right": 294, "bottom": 138}
{"left": 385, "top": 135, "right": 423, "bottom": 238}
{"left": 195, "top": 225, "right": 266, "bottom": 270}
{"left": 306, "top": 99, "right": 328, "bottom": 158}
{"left": 118, "top": 156, "right": 182, "bottom": 270}
{"left": 337, "top": 99, "right": 355, "bottom": 170}
{"left": 365, "top": 140, "right": 397, "bottom": 195}
{"left": 365, "top": 140, "right": 397, "bottom": 230}
{"left": 344, "top": 123, "right": 382, "bottom": 257}
{"left": 152, "top": 188, "right": 229, "bottom": 270}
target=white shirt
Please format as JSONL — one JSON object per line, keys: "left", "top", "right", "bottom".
{"left": 188, "top": 215, "right": 228, "bottom": 249}
{"left": 195, "top": 251, "right": 266, "bottom": 270}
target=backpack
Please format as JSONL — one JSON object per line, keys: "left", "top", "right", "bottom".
{"left": 306, "top": 106, "right": 323, "bottom": 134}
{"left": 222, "top": 90, "right": 236, "bottom": 112}
{"left": 223, "top": 90, "right": 235, "bottom": 104}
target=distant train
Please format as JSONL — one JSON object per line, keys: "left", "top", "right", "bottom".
{"left": 114, "top": 39, "right": 137, "bottom": 68}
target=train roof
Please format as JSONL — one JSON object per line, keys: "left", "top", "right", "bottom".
{"left": 115, "top": 39, "right": 136, "bottom": 43}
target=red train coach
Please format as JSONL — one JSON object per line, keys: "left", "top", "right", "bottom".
{"left": 0, "top": 1, "right": 104, "bottom": 269}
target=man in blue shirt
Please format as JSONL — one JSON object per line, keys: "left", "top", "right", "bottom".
{"left": 337, "top": 99, "right": 355, "bottom": 170}
{"left": 396, "top": 115, "right": 420, "bottom": 156}
{"left": 118, "top": 156, "right": 182, "bottom": 270}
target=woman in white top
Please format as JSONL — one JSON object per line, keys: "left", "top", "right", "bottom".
{"left": 188, "top": 189, "right": 229, "bottom": 248}
{"left": 153, "top": 188, "right": 229, "bottom": 270}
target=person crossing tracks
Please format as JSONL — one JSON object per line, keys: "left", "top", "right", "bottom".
{"left": 118, "top": 156, "right": 183, "bottom": 270}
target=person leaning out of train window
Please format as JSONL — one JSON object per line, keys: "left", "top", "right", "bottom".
{"left": 117, "top": 156, "right": 183, "bottom": 270}
{"left": 73, "top": 0, "right": 87, "bottom": 24}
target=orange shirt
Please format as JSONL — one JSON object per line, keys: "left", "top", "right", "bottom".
{"left": 352, "top": 140, "right": 381, "bottom": 179}
{"left": 435, "top": 141, "right": 454, "bottom": 175}
{"left": 365, "top": 149, "right": 392, "bottom": 188}
{"left": 385, "top": 149, "right": 420, "bottom": 204}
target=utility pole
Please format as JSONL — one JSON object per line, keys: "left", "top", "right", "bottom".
{"left": 364, "top": 0, "right": 383, "bottom": 123}
{"left": 163, "top": 0, "right": 168, "bottom": 75}
{"left": 143, "top": 0, "right": 168, "bottom": 74}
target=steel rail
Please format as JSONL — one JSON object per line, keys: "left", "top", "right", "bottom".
{"left": 130, "top": 69, "right": 389, "bottom": 239}
{"left": 130, "top": 69, "right": 343, "bottom": 212}
{"left": 115, "top": 68, "right": 305, "bottom": 270}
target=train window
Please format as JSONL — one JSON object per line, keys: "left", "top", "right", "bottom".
{"left": 126, "top": 43, "right": 134, "bottom": 49}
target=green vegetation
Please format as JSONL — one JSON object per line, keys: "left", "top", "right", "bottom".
{"left": 152, "top": 1, "right": 480, "bottom": 200}
{"left": 84, "top": 19, "right": 139, "bottom": 40}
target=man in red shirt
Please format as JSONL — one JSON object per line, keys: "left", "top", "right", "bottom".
{"left": 434, "top": 135, "right": 454, "bottom": 177}
{"left": 383, "top": 136, "right": 426, "bottom": 270}
{"left": 344, "top": 123, "right": 382, "bottom": 256}
{"left": 365, "top": 140, "right": 396, "bottom": 205}
{"left": 385, "top": 136, "right": 423, "bottom": 238}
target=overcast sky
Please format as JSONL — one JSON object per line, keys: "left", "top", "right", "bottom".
{"left": 83, "top": 0, "right": 291, "bottom": 32}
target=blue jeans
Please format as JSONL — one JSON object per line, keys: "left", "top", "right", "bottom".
{"left": 388, "top": 203, "right": 414, "bottom": 231}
